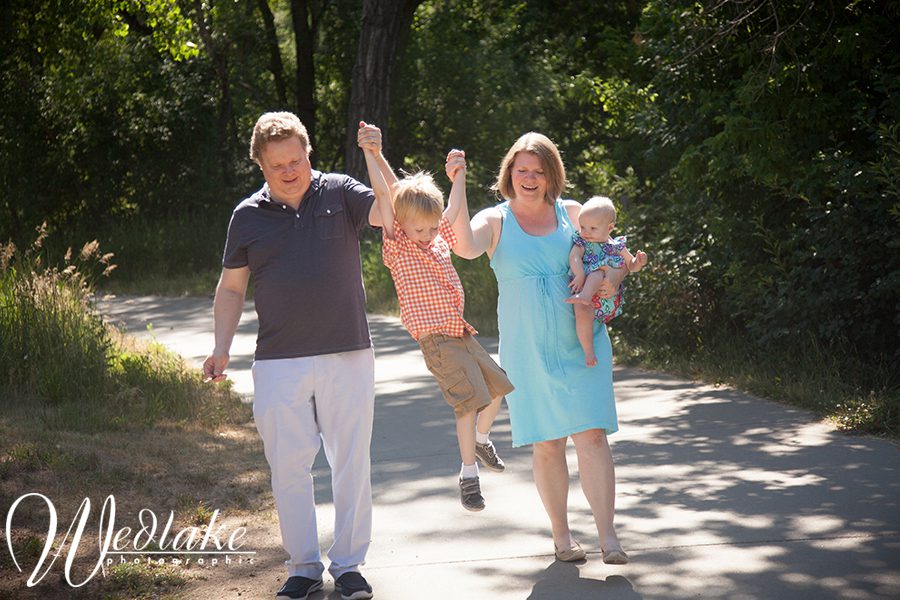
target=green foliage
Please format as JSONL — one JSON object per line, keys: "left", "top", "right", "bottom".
{"left": 0, "top": 229, "right": 250, "bottom": 431}
{"left": 82, "top": 213, "right": 229, "bottom": 296}
{"left": 390, "top": 0, "right": 642, "bottom": 207}
{"left": 1, "top": 0, "right": 896, "bottom": 435}
{"left": 361, "top": 234, "right": 399, "bottom": 316}
{"left": 0, "top": 226, "right": 115, "bottom": 404}
{"left": 620, "top": 0, "right": 900, "bottom": 358}
{"left": 608, "top": 0, "right": 900, "bottom": 434}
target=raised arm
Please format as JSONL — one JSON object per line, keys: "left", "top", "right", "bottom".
{"left": 360, "top": 130, "right": 395, "bottom": 239}
{"left": 451, "top": 208, "right": 499, "bottom": 259}
{"left": 203, "top": 266, "right": 250, "bottom": 382}
{"left": 444, "top": 149, "right": 467, "bottom": 226}
{"left": 620, "top": 247, "right": 648, "bottom": 273}
{"left": 358, "top": 121, "right": 399, "bottom": 229}
{"left": 444, "top": 149, "right": 498, "bottom": 259}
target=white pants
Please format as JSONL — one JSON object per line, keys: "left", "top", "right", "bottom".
{"left": 251, "top": 347, "right": 375, "bottom": 580}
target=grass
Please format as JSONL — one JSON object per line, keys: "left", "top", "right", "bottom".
{"left": 32, "top": 213, "right": 229, "bottom": 298}
{"left": 103, "top": 561, "right": 187, "bottom": 600}
{"left": 0, "top": 225, "right": 257, "bottom": 599}
{"left": 0, "top": 227, "right": 249, "bottom": 432}
{"left": 610, "top": 326, "right": 899, "bottom": 438}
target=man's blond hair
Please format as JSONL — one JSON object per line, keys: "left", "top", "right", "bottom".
{"left": 249, "top": 112, "right": 311, "bottom": 164}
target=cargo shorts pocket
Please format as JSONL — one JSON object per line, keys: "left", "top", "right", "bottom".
{"left": 439, "top": 368, "right": 475, "bottom": 410}
{"left": 419, "top": 336, "right": 442, "bottom": 373}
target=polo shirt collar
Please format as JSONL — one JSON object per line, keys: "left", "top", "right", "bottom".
{"left": 257, "top": 170, "right": 324, "bottom": 207}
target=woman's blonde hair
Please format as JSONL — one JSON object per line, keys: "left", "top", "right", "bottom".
{"left": 492, "top": 132, "right": 566, "bottom": 204}
{"left": 394, "top": 172, "right": 444, "bottom": 224}
{"left": 249, "top": 111, "right": 311, "bottom": 164}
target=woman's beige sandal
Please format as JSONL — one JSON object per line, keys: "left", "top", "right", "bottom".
{"left": 554, "top": 540, "right": 587, "bottom": 562}
{"left": 601, "top": 547, "right": 629, "bottom": 564}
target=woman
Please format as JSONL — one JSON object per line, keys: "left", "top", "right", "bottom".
{"left": 447, "top": 133, "right": 628, "bottom": 564}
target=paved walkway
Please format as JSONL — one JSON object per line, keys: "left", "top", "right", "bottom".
{"left": 98, "top": 295, "right": 900, "bottom": 600}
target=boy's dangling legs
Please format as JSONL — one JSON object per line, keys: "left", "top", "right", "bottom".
{"left": 437, "top": 333, "right": 513, "bottom": 511}
{"left": 456, "top": 408, "right": 478, "bottom": 469}
{"left": 475, "top": 394, "right": 505, "bottom": 472}
{"left": 455, "top": 409, "right": 485, "bottom": 511}
{"left": 456, "top": 395, "right": 506, "bottom": 512}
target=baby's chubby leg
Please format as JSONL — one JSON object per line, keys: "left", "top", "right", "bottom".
{"left": 574, "top": 303, "right": 598, "bottom": 367}
{"left": 566, "top": 269, "right": 606, "bottom": 306}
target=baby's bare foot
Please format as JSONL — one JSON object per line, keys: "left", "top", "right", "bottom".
{"left": 565, "top": 294, "right": 594, "bottom": 306}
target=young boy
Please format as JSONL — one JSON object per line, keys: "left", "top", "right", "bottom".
{"left": 359, "top": 128, "right": 513, "bottom": 512}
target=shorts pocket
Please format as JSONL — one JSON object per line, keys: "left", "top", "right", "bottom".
{"left": 419, "top": 336, "right": 443, "bottom": 373}
{"left": 440, "top": 368, "right": 475, "bottom": 409}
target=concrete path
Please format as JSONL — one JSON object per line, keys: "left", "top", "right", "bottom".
{"left": 98, "top": 295, "right": 900, "bottom": 600}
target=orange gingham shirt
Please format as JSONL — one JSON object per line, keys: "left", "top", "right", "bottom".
{"left": 382, "top": 217, "right": 477, "bottom": 341}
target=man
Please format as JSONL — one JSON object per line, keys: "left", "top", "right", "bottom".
{"left": 203, "top": 112, "right": 393, "bottom": 600}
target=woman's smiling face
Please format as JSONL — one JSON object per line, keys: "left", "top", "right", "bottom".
{"left": 510, "top": 152, "right": 547, "bottom": 203}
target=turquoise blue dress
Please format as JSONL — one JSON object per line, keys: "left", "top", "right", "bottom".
{"left": 491, "top": 200, "right": 618, "bottom": 447}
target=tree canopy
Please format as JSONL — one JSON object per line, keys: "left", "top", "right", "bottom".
{"left": 1, "top": 0, "right": 897, "bottom": 363}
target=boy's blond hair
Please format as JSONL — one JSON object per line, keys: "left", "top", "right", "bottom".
{"left": 394, "top": 172, "right": 444, "bottom": 224}
{"left": 249, "top": 111, "right": 311, "bottom": 164}
{"left": 493, "top": 132, "right": 566, "bottom": 205}
{"left": 582, "top": 195, "right": 617, "bottom": 223}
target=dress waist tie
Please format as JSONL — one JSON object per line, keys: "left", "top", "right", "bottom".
{"left": 537, "top": 274, "right": 566, "bottom": 377}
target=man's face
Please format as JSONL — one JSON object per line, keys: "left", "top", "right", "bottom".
{"left": 258, "top": 137, "right": 312, "bottom": 205}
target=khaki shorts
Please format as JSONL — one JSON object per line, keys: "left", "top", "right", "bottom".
{"left": 418, "top": 332, "right": 515, "bottom": 416}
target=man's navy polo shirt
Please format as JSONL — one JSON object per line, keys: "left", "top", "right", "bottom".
{"left": 222, "top": 170, "right": 376, "bottom": 360}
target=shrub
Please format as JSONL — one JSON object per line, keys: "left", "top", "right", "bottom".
{"left": 0, "top": 226, "right": 250, "bottom": 431}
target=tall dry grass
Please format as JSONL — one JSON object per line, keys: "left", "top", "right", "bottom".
{"left": 0, "top": 225, "right": 250, "bottom": 431}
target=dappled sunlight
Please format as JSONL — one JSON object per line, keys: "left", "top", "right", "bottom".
{"left": 734, "top": 468, "right": 826, "bottom": 490}
{"left": 637, "top": 543, "right": 789, "bottom": 594}
{"left": 75, "top": 299, "right": 900, "bottom": 600}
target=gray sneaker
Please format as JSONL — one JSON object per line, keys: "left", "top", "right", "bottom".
{"left": 475, "top": 440, "right": 505, "bottom": 472}
{"left": 459, "top": 476, "right": 485, "bottom": 511}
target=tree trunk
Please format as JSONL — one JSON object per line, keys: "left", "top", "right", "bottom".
{"left": 256, "top": 0, "right": 288, "bottom": 107}
{"left": 290, "top": 0, "right": 317, "bottom": 164}
{"left": 192, "top": 0, "right": 236, "bottom": 186}
{"left": 344, "top": 0, "right": 421, "bottom": 182}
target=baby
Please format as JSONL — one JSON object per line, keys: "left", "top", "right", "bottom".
{"left": 565, "top": 196, "right": 647, "bottom": 366}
